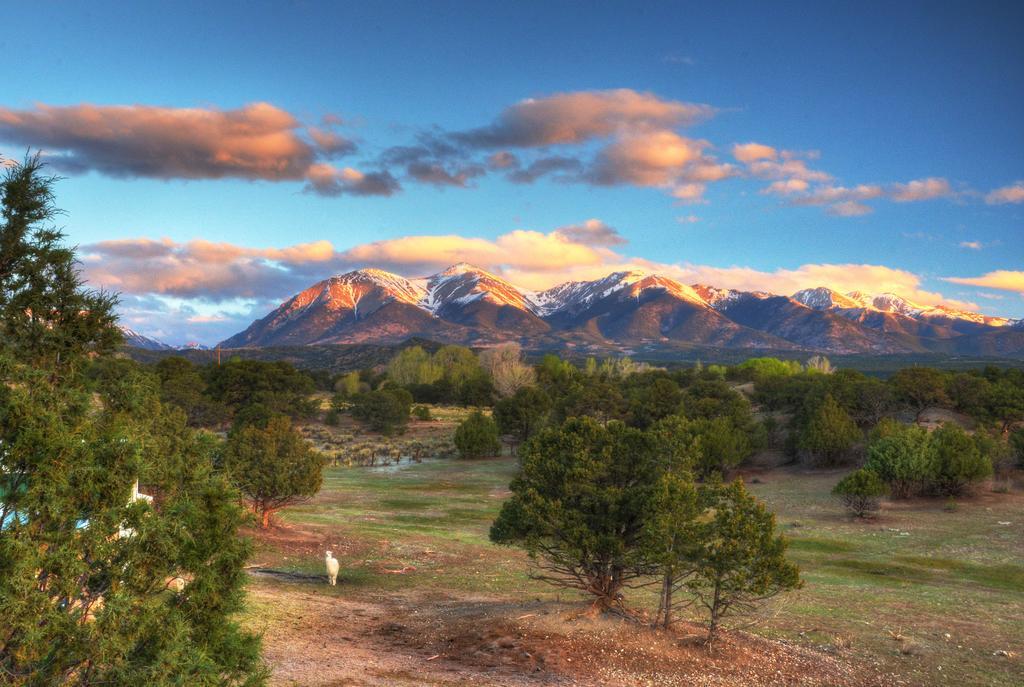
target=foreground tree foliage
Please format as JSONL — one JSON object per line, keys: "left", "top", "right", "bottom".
{"left": 641, "top": 472, "right": 702, "bottom": 629}
{"left": 0, "top": 157, "right": 266, "bottom": 685}
{"left": 490, "top": 418, "right": 663, "bottom": 610}
{"left": 685, "top": 481, "right": 802, "bottom": 644}
{"left": 0, "top": 155, "right": 121, "bottom": 377}
{"left": 224, "top": 416, "right": 324, "bottom": 528}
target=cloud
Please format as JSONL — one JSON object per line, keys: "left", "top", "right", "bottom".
{"left": 0, "top": 102, "right": 317, "bottom": 180}
{"left": 450, "top": 89, "right": 714, "bottom": 148}
{"left": 762, "top": 179, "right": 809, "bottom": 195}
{"left": 828, "top": 201, "right": 873, "bottom": 216}
{"left": 507, "top": 155, "right": 583, "bottom": 184}
{"left": 959, "top": 241, "right": 983, "bottom": 250}
{"left": 888, "top": 177, "right": 952, "bottom": 202}
{"left": 677, "top": 262, "right": 979, "bottom": 311}
{"left": 985, "top": 181, "right": 1024, "bottom": 205}
{"left": 790, "top": 184, "right": 884, "bottom": 206}
{"left": 0, "top": 101, "right": 400, "bottom": 199}
{"left": 487, "top": 151, "right": 519, "bottom": 169}
{"left": 552, "top": 219, "right": 627, "bottom": 246}
{"left": 307, "top": 127, "right": 357, "bottom": 157}
{"left": 82, "top": 237, "right": 340, "bottom": 300}
{"left": 943, "top": 270, "right": 1024, "bottom": 294}
{"left": 304, "top": 164, "right": 400, "bottom": 196}
{"left": 732, "top": 142, "right": 777, "bottom": 163}
{"left": 671, "top": 183, "right": 707, "bottom": 204}
{"left": 747, "top": 157, "right": 831, "bottom": 183}
{"left": 407, "top": 161, "right": 485, "bottom": 188}
{"left": 677, "top": 214, "right": 701, "bottom": 224}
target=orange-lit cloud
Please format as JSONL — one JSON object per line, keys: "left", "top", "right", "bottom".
{"left": 0, "top": 102, "right": 313, "bottom": 179}
{"left": 732, "top": 142, "right": 777, "bottom": 163}
{"left": 943, "top": 270, "right": 1024, "bottom": 294}
{"left": 452, "top": 89, "right": 714, "bottom": 148}
{"left": 985, "top": 182, "right": 1024, "bottom": 204}
{"left": 304, "top": 163, "right": 400, "bottom": 196}
{"left": 888, "top": 177, "right": 951, "bottom": 202}
{"left": 0, "top": 102, "right": 398, "bottom": 197}
{"left": 552, "top": 219, "right": 627, "bottom": 246}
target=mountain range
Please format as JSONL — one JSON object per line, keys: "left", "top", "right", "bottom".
{"left": 215, "top": 264, "right": 1024, "bottom": 357}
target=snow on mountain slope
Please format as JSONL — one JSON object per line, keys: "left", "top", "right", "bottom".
{"left": 801, "top": 288, "right": 1013, "bottom": 328}
{"left": 692, "top": 284, "right": 772, "bottom": 311}
{"left": 119, "top": 325, "right": 173, "bottom": 350}
{"left": 419, "top": 263, "right": 540, "bottom": 314}
{"left": 538, "top": 270, "right": 706, "bottom": 316}
{"left": 792, "top": 287, "right": 863, "bottom": 311}
{"left": 216, "top": 266, "right": 1020, "bottom": 354}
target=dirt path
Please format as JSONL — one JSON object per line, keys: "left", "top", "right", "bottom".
{"left": 247, "top": 575, "right": 907, "bottom": 687}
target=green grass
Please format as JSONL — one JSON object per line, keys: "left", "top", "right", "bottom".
{"left": 254, "top": 458, "right": 1024, "bottom": 686}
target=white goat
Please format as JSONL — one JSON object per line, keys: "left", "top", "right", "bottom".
{"left": 325, "top": 550, "right": 339, "bottom": 586}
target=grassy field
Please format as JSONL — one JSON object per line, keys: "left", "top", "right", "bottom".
{"left": 243, "top": 452, "right": 1023, "bottom": 686}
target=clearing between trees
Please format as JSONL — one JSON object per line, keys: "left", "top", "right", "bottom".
{"left": 240, "top": 455, "right": 1023, "bottom": 686}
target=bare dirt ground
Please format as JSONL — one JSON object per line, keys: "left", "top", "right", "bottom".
{"left": 247, "top": 574, "right": 907, "bottom": 687}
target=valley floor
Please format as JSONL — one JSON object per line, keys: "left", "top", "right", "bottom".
{"left": 240, "top": 456, "right": 1024, "bottom": 686}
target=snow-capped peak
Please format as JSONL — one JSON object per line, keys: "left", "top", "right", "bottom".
{"left": 419, "top": 263, "right": 539, "bottom": 314}
{"left": 792, "top": 287, "right": 862, "bottom": 311}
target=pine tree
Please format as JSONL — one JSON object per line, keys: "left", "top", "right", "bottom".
{"left": 0, "top": 157, "right": 266, "bottom": 685}
{"left": 490, "top": 418, "right": 662, "bottom": 609}
{"left": 454, "top": 410, "right": 501, "bottom": 459}
{"left": 797, "top": 394, "right": 861, "bottom": 466}
{"left": 223, "top": 416, "right": 325, "bottom": 528}
{"left": 685, "top": 480, "right": 801, "bottom": 645}
{"left": 0, "top": 154, "right": 120, "bottom": 377}
{"left": 832, "top": 468, "right": 888, "bottom": 517}
{"left": 641, "top": 472, "right": 702, "bottom": 628}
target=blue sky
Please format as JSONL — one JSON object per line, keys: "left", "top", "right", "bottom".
{"left": 1, "top": 1, "right": 1022, "bottom": 344}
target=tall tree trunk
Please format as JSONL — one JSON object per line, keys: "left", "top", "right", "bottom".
{"left": 662, "top": 573, "right": 674, "bottom": 629}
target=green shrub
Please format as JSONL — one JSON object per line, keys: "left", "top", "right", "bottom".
{"left": 412, "top": 405, "right": 432, "bottom": 421}
{"left": 454, "top": 410, "right": 501, "bottom": 459}
{"left": 864, "top": 424, "right": 931, "bottom": 498}
{"left": 350, "top": 387, "right": 413, "bottom": 435}
{"left": 797, "top": 394, "right": 861, "bottom": 466}
{"left": 927, "top": 423, "right": 992, "bottom": 496}
{"left": 832, "top": 469, "right": 887, "bottom": 518}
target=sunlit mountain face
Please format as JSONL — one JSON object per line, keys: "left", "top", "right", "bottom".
{"left": 216, "top": 264, "right": 1023, "bottom": 356}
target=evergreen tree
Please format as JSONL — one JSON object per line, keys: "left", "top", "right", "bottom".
{"left": 0, "top": 154, "right": 120, "bottom": 377}
{"left": 350, "top": 387, "right": 413, "bottom": 434}
{"left": 685, "top": 480, "right": 801, "bottom": 645}
{"left": 454, "top": 410, "right": 501, "bottom": 459}
{"left": 797, "top": 394, "right": 861, "bottom": 466}
{"left": 927, "top": 423, "right": 992, "bottom": 496}
{"left": 223, "top": 416, "right": 324, "bottom": 528}
{"left": 493, "top": 386, "right": 551, "bottom": 450}
{"left": 890, "top": 367, "right": 950, "bottom": 421}
{"left": 0, "top": 154, "right": 265, "bottom": 684}
{"left": 641, "top": 472, "right": 701, "bottom": 628}
{"left": 832, "top": 468, "right": 887, "bottom": 518}
{"left": 864, "top": 425, "right": 932, "bottom": 498}
{"left": 490, "top": 418, "right": 661, "bottom": 609}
